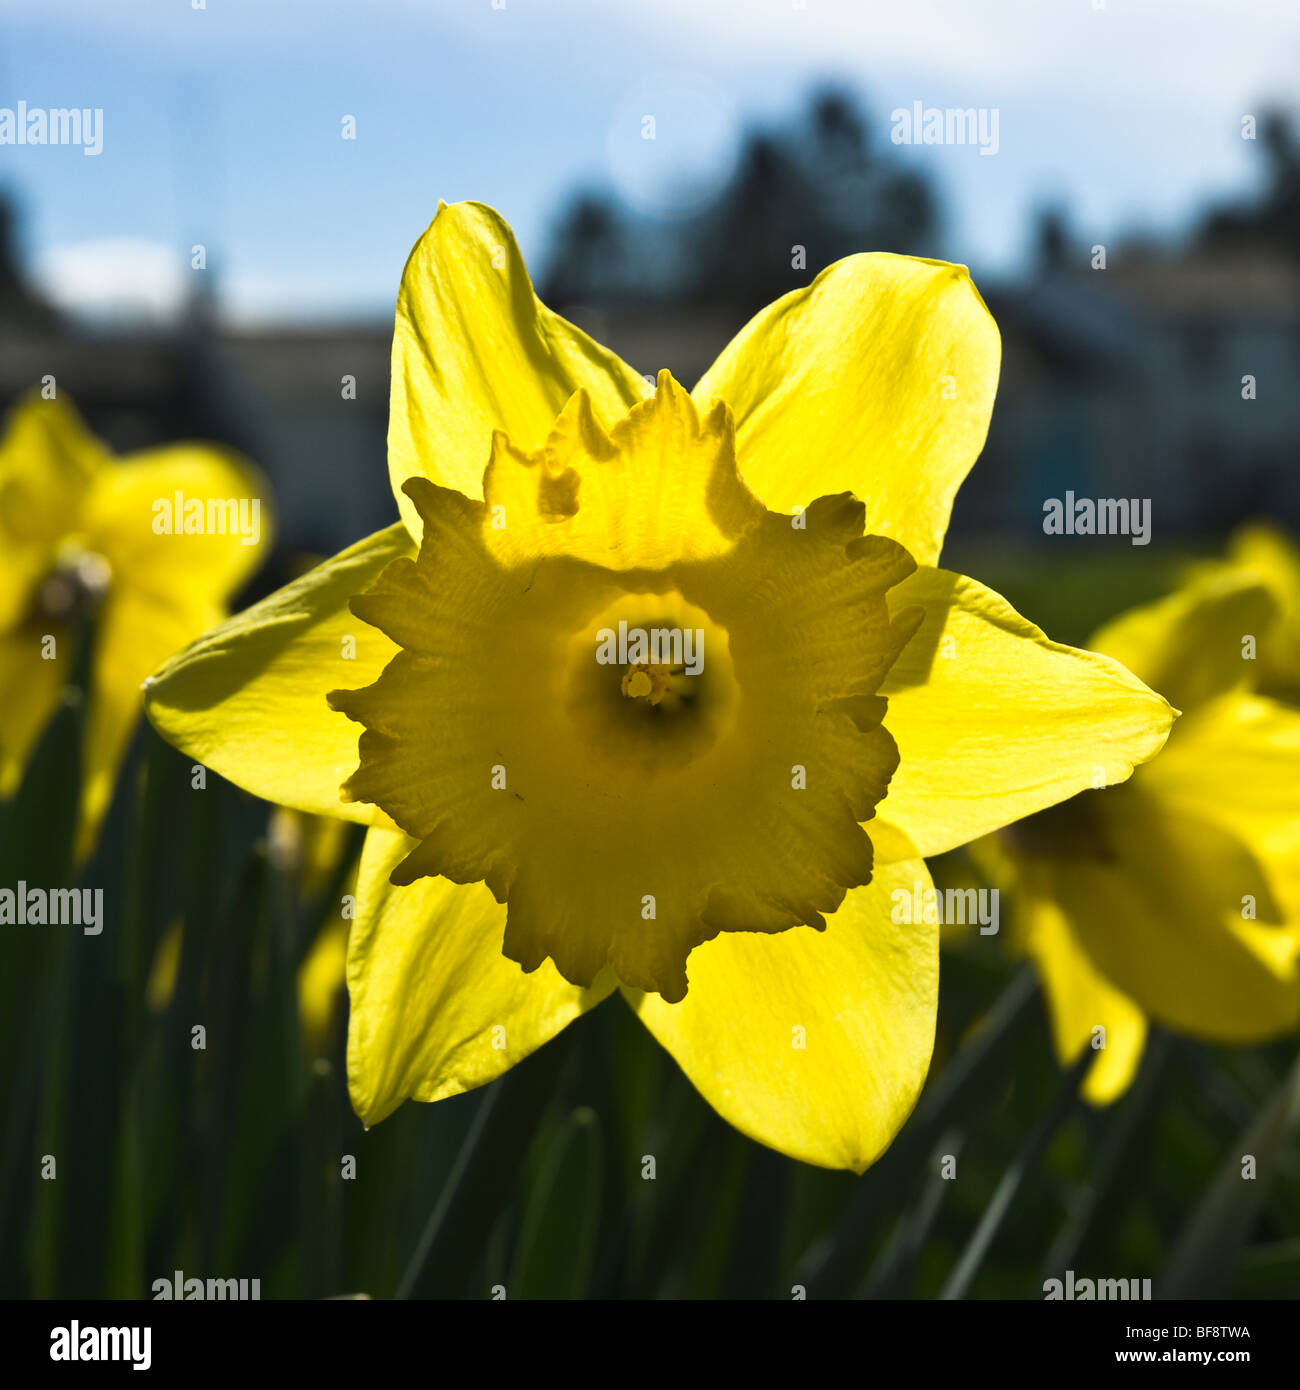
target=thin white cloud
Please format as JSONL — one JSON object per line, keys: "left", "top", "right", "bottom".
{"left": 33, "top": 239, "right": 187, "bottom": 325}
{"left": 218, "top": 270, "right": 392, "bottom": 327}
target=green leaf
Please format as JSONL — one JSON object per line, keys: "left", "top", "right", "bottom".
{"left": 396, "top": 1025, "right": 576, "bottom": 1299}
{"left": 1159, "top": 1048, "right": 1300, "bottom": 1298}
{"left": 509, "top": 1105, "right": 605, "bottom": 1298}
{"left": 939, "top": 1047, "right": 1092, "bottom": 1300}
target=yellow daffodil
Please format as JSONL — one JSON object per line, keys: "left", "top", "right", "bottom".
{"left": 981, "top": 570, "right": 1300, "bottom": 1105}
{"left": 143, "top": 201, "right": 1173, "bottom": 1171}
{"left": 0, "top": 393, "right": 270, "bottom": 856}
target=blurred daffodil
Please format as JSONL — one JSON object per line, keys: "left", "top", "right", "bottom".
{"left": 144, "top": 201, "right": 1173, "bottom": 1171}
{"left": 981, "top": 570, "right": 1300, "bottom": 1104}
{"left": 0, "top": 393, "right": 270, "bottom": 856}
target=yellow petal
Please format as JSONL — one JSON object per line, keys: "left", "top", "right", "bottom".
{"left": 625, "top": 824, "right": 937, "bottom": 1172}
{"left": 82, "top": 582, "right": 216, "bottom": 856}
{"left": 347, "top": 825, "right": 615, "bottom": 1125}
{"left": 879, "top": 567, "right": 1176, "bottom": 857}
{"left": 0, "top": 393, "right": 104, "bottom": 629}
{"left": 82, "top": 445, "right": 270, "bottom": 602}
{"left": 388, "top": 200, "right": 646, "bottom": 537}
{"left": 144, "top": 524, "right": 414, "bottom": 822}
{"left": 1008, "top": 856, "right": 1147, "bottom": 1105}
{"left": 692, "top": 254, "right": 1000, "bottom": 564}
{"left": 0, "top": 625, "right": 65, "bottom": 797}
{"left": 1226, "top": 521, "right": 1300, "bottom": 596}
{"left": 1090, "top": 570, "right": 1277, "bottom": 715}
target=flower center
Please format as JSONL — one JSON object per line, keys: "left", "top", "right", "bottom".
{"left": 1000, "top": 788, "right": 1113, "bottom": 859}
{"left": 565, "top": 593, "right": 738, "bottom": 775}
{"left": 621, "top": 665, "right": 662, "bottom": 702}
{"left": 32, "top": 546, "right": 111, "bottom": 624}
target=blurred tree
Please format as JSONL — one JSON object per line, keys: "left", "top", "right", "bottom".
{"left": 1035, "top": 206, "right": 1070, "bottom": 273}
{"left": 1197, "top": 108, "right": 1300, "bottom": 258}
{"left": 541, "top": 193, "right": 633, "bottom": 310}
{"left": 540, "top": 88, "right": 939, "bottom": 315}
{"left": 0, "top": 193, "right": 60, "bottom": 331}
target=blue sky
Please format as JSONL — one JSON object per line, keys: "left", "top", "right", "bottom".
{"left": 1, "top": 0, "right": 1296, "bottom": 324}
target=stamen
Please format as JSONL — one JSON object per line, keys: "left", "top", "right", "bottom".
{"left": 621, "top": 663, "right": 669, "bottom": 704}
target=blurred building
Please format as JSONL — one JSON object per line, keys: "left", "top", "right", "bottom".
{"left": 974, "top": 225, "right": 1300, "bottom": 538}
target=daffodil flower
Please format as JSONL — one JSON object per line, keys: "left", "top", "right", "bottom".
{"left": 144, "top": 202, "right": 1173, "bottom": 1170}
{"left": 981, "top": 570, "right": 1300, "bottom": 1105}
{"left": 0, "top": 394, "right": 270, "bottom": 857}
